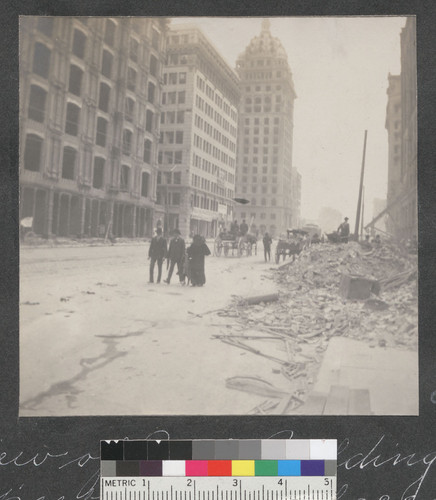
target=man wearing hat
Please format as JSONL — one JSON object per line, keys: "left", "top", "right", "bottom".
{"left": 337, "top": 217, "right": 350, "bottom": 243}
{"left": 148, "top": 227, "right": 167, "bottom": 283}
{"left": 164, "top": 228, "right": 186, "bottom": 284}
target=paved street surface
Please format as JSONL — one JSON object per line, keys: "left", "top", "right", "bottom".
{"left": 20, "top": 242, "right": 279, "bottom": 416}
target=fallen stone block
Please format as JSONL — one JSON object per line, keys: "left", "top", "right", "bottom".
{"left": 339, "top": 274, "right": 380, "bottom": 300}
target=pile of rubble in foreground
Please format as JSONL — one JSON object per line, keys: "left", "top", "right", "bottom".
{"left": 213, "top": 242, "right": 417, "bottom": 414}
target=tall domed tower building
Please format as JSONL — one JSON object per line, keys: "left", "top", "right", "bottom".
{"left": 234, "top": 19, "right": 298, "bottom": 236}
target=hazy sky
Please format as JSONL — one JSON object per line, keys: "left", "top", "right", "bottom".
{"left": 171, "top": 16, "right": 407, "bottom": 225}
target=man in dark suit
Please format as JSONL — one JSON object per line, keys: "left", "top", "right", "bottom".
{"left": 148, "top": 227, "right": 167, "bottom": 283}
{"left": 164, "top": 229, "right": 186, "bottom": 284}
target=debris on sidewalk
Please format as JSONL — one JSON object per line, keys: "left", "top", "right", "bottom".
{"left": 212, "top": 241, "right": 418, "bottom": 414}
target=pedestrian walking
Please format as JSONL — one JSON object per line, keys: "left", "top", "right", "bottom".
{"left": 337, "top": 217, "right": 350, "bottom": 243}
{"left": 230, "top": 220, "right": 239, "bottom": 237}
{"left": 240, "top": 219, "right": 249, "bottom": 236}
{"left": 164, "top": 229, "right": 186, "bottom": 284}
{"left": 187, "top": 235, "right": 211, "bottom": 287}
{"left": 263, "top": 232, "right": 272, "bottom": 262}
{"left": 148, "top": 227, "right": 167, "bottom": 283}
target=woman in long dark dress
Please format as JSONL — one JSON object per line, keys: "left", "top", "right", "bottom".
{"left": 187, "top": 235, "right": 211, "bottom": 286}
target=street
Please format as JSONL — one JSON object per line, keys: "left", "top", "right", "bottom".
{"left": 20, "top": 242, "right": 280, "bottom": 416}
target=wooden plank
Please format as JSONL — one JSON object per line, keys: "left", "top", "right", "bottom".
{"left": 348, "top": 388, "right": 372, "bottom": 415}
{"left": 294, "top": 391, "right": 327, "bottom": 415}
{"left": 323, "top": 385, "right": 350, "bottom": 415}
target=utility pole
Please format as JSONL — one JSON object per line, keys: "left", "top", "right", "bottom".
{"left": 354, "top": 130, "right": 368, "bottom": 240}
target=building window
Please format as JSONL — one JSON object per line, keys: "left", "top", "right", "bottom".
{"left": 24, "top": 134, "right": 43, "bottom": 172}
{"left": 68, "top": 65, "right": 83, "bottom": 96}
{"left": 174, "top": 151, "right": 183, "bottom": 164}
{"left": 172, "top": 192, "right": 181, "bottom": 205}
{"left": 120, "top": 165, "right": 130, "bottom": 191}
{"left": 37, "top": 17, "right": 54, "bottom": 37}
{"left": 141, "top": 172, "right": 149, "bottom": 197}
{"left": 98, "top": 83, "right": 110, "bottom": 112}
{"left": 28, "top": 85, "right": 47, "bottom": 122}
{"left": 151, "top": 29, "right": 159, "bottom": 50}
{"left": 122, "top": 129, "right": 133, "bottom": 155}
{"left": 168, "top": 92, "right": 176, "bottom": 104}
{"left": 173, "top": 171, "right": 181, "bottom": 184}
{"left": 72, "top": 30, "right": 86, "bottom": 59}
{"left": 93, "top": 157, "right": 105, "bottom": 189}
{"left": 104, "top": 20, "right": 116, "bottom": 47}
{"left": 129, "top": 38, "right": 139, "bottom": 62}
{"left": 176, "top": 131, "right": 183, "bottom": 144}
{"left": 65, "top": 103, "right": 80, "bottom": 136}
{"left": 145, "top": 110, "right": 153, "bottom": 132}
{"left": 101, "top": 50, "right": 113, "bottom": 78}
{"left": 96, "top": 117, "right": 108, "bottom": 147}
{"left": 179, "top": 72, "right": 186, "bottom": 84}
{"left": 124, "top": 97, "right": 135, "bottom": 122}
{"left": 32, "top": 43, "right": 51, "bottom": 78}
{"left": 271, "top": 198, "right": 276, "bottom": 206}
{"left": 149, "top": 55, "right": 158, "bottom": 77}
{"left": 127, "top": 67, "right": 137, "bottom": 91}
{"left": 178, "top": 91, "right": 186, "bottom": 104}
{"left": 148, "top": 81, "right": 155, "bottom": 103}
{"left": 169, "top": 72, "right": 177, "bottom": 84}
{"left": 61, "top": 147, "right": 76, "bottom": 180}
{"left": 143, "top": 139, "right": 152, "bottom": 163}
{"left": 177, "top": 111, "right": 184, "bottom": 123}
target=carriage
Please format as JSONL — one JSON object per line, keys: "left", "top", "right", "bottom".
{"left": 214, "top": 231, "right": 257, "bottom": 257}
{"left": 275, "top": 229, "right": 308, "bottom": 264}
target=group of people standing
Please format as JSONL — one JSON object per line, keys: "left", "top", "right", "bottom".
{"left": 148, "top": 228, "right": 211, "bottom": 287}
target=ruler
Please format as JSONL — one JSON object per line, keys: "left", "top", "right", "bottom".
{"left": 101, "top": 477, "right": 336, "bottom": 500}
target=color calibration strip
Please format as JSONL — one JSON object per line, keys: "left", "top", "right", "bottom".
{"left": 101, "top": 440, "right": 337, "bottom": 478}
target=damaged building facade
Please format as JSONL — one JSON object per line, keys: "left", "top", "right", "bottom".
{"left": 19, "top": 17, "right": 167, "bottom": 238}
{"left": 384, "top": 17, "right": 417, "bottom": 242}
{"left": 234, "top": 20, "right": 299, "bottom": 237}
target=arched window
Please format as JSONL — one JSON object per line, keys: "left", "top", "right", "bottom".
{"left": 72, "top": 29, "right": 87, "bottom": 59}
{"left": 32, "top": 43, "right": 51, "bottom": 78}
{"left": 141, "top": 172, "right": 149, "bottom": 197}
{"left": 124, "top": 97, "right": 135, "bottom": 122}
{"left": 120, "top": 165, "right": 130, "bottom": 191}
{"left": 98, "top": 83, "right": 110, "bottom": 112}
{"left": 24, "top": 134, "right": 43, "bottom": 172}
{"left": 143, "top": 139, "right": 152, "bottom": 164}
{"left": 68, "top": 65, "right": 83, "bottom": 96}
{"left": 62, "top": 147, "right": 77, "bottom": 180}
{"left": 28, "top": 85, "right": 47, "bottom": 122}
{"left": 122, "top": 129, "right": 132, "bottom": 156}
{"left": 96, "top": 117, "right": 108, "bottom": 147}
{"left": 104, "top": 20, "right": 116, "bottom": 47}
{"left": 145, "top": 110, "right": 153, "bottom": 132}
{"left": 93, "top": 157, "right": 105, "bottom": 189}
{"left": 65, "top": 103, "right": 80, "bottom": 136}
{"left": 101, "top": 50, "right": 113, "bottom": 78}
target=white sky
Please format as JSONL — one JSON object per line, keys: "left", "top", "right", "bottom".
{"left": 171, "top": 16, "right": 407, "bottom": 225}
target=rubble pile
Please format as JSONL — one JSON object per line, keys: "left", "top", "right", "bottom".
{"left": 213, "top": 242, "right": 418, "bottom": 414}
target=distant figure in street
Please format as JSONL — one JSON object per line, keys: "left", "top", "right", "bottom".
{"left": 240, "top": 219, "right": 249, "bottom": 236}
{"left": 148, "top": 227, "right": 167, "bottom": 283}
{"left": 373, "top": 234, "right": 381, "bottom": 247}
{"left": 337, "top": 217, "right": 350, "bottom": 243}
{"left": 164, "top": 229, "right": 185, "bottom": 284}
{"left": 230, "top": 220, "right": 239, "bottom": 237}
{"left": 187, "top": 235, "right": 211, "bottom": 287}
{"left": 263, "top": 232, "right": 272, "bottom": 262}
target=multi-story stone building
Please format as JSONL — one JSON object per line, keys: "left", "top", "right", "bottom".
{"left": 385, "top": 73, "right": 402, "bottom": 236}
{"left": 157, "top": 25, "right": 240, "bottom": 238}
{"left": 20, "top": 17, "right": 168, "bottom": 238}
{"left": 384, "top": 17, "right": 417, "bottom": 241}
{"left": 234, "top": 19, "right": 297, "bottom": 237}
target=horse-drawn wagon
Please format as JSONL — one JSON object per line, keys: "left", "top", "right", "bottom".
{"left": 275, "top": 229, "right": 307, "bottom": 264}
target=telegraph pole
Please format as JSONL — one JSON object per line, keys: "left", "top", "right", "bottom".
{"left": 354, "top": 130, "right": 368, "bottom": 239}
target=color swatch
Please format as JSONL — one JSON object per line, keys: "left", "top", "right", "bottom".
{"left": 101, "top": 440, "right": 337, "bottom": 478}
